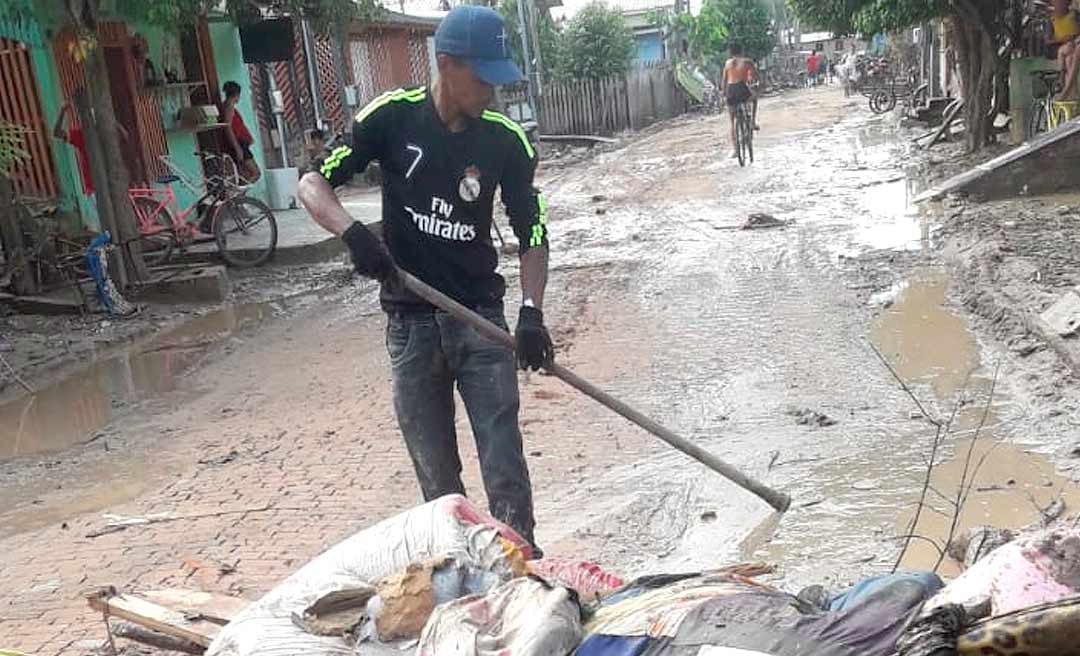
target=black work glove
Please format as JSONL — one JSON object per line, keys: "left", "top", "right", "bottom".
{"left": 515, "top": 306, "right": 554, "bottom": 371}
{"left": 341, "top": 222, "right": 394, "bottom": 282}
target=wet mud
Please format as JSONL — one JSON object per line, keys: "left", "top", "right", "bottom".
{"left": 0, "top": 303, "right": 273, "bottom": 460}
{"left": 4, "top": 87, "right": 1077, "bottom": 596}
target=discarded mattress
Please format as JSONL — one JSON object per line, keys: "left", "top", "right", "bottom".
{"left": 926, "top": 528, "right": 1080, "bottom": 616}
{"left": 576, "top": 571, "right": 940, "bottom": 655}
{"left": 206, "top": 495, "right": 531, "bottom": 656}
{"left": 418, "top": 576, "right": 583, "bottom": 656}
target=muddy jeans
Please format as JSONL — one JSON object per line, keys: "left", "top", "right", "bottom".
{"left": 386, "top": 306, "right": 537, "bottom": 546}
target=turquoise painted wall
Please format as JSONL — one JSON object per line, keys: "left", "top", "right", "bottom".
{"left": 3, "top": 15, "right": 268, "bottom": 232}
{"left": 208, "top": 20, "right": 268, "bottom": 204}
{"left": 143, "top": 21, "right": 268, "bottom": 210}
{"left": 0, "top": 17, "right": 98, "bottom": 228}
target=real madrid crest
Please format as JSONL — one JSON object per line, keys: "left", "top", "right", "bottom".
{"left": 459, "top": 164, "right": 481, "bottom": 203}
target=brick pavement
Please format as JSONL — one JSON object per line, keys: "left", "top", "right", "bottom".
{"left": 0, "top": 269, "right": 654, "bottom": 655}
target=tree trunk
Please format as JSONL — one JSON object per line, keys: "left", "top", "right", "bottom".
{"left": 80, "top": 11, "right": 148, "bottom": 284}
{"left": 0, "top": 173, "right": 36, "bottom": 295}
{"left": 951, "top": 16, "right": 998, "bottom": 152}
{"left": 73, "top": 88, "right": 127, "bottom": 288}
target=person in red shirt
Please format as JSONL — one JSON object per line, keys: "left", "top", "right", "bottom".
{"left": 220, "top": 81, "right": 261, "bottom": 185}
{"left": 807, "top": 49, "right": 820, "bottom": 86}
{"left": 53, "top": 101, "right": 132, "bottom": 198}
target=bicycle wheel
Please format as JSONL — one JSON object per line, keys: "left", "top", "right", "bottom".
{"left": 734, "top": 107, "right": 746, "bottom": 167}
{"left": 213, "top": 195, "right": 278, "bottom": 267}
{"left": 869, "top": 90, "right": 889, "bottom": 114}
{"left": 1029, "top": 101, "right": 1048, "bottom": 139}
{"left": 743, "top": 111, "right": 754, "bottom": 164}
{"left": 130, "top": 196, "right": 176, "bottom": 267}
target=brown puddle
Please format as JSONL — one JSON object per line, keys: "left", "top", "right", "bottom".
{"left": 869, "top": 270, "right": 978, "bottom": 399}
{"left": 0, "top": 302, "right": 272, "bottom": 460}
{"left": 897, "top": 437, "right": 1080, "bottom": 577}
{"left": 873, "top": 268, "right": 1080, "bottom": 574}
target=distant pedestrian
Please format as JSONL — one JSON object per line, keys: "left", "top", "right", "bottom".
{"left": 52, "top": 101, "right": 128, "bottom": 200}
{"left": 807, "top": 50, "right": 820, "bottom": 87}
{"left": 220, "top": 81, "right": 261, "bottom": 185}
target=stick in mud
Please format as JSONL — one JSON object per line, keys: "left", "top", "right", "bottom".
{"left": 872, "top": 337, "right": 1006, "bottom": 573}
{"left": 868, "top": 339, "right": 963, "bottom": 573}
{"left": 0, "top": 351, "right": 33, "bottom": 394}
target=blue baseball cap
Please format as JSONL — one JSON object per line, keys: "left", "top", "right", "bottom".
{"left": 435, "top": 5, "right": 524, "bottom": 86}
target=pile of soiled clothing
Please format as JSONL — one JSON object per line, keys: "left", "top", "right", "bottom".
{"left": 203, "top": 496, "right": 1080, "bottom": 656}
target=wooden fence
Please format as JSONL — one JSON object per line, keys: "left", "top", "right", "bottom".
{"left": 537, "top": 64, "right": 686, "bottom": 136}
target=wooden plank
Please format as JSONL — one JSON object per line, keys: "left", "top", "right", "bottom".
{"left": 86, "top": 589, "right": 219, "bottom": 647}
{"left": 141, "top": 589, "right": 250, "bottom": 624}
{"left": 569, "top": 80, "right": 578, "bottom": 135}
{"left": 111, "top": 622, "right": 205, "bottom": 654}
{"left": 566, "top": 81, "right": 574, "bottom": 134}
{"left": 620, "top": 75, "right": 630, "bottom": 132}
{"left": 553, "top": 84, "right": 561, "bottom": 134}
{"left": 585, "top": 79, "right": 593, "bottom": 134}
{"left": 583, "top": 79, "right": 593, "bottom": 134}
{"left": 566, "top": 81, "right": 573, "bottom": 134}
{"left": 574, "top": 79, "right": 583, "bottom": 135}
{"left": 924, "top": 98, "right": 964, "bottom": 150}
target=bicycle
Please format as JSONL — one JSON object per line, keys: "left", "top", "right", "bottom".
{"left": 732, "top": 100, "right": 754, "bottom": 167}
{"left": 128, "top": 152, "right": 278, "bottom": 268}
{"left": 1, "top": 196, "right": 91, "bottom": 311}
{"left": 1028, "top": 69, "right": 1080, "bottom": 138}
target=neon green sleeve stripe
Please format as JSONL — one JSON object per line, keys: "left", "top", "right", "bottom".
{"left": 537, "top": 192, "right": 548, "bottom": 224}
{"left": 355, "top": 87, "right": 427, "bottom": 124}
{"left": 319, "top": 145, "right": 353, "bottom": 178}
{"left": 481, "top": 110, "right": 535, "bottom": 159}
{"left": 529, "top": 191, "right": 548, "bottom": 247}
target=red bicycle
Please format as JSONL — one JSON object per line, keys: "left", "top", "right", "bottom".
{"left": 128, "top": 152, "right": 278, "bottom": 268}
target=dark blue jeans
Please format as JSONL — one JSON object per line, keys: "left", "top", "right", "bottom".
{"left": 386, "top": 306, "right": 536, "bottom": 545}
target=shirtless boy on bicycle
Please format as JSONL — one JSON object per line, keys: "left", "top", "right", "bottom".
{"left": 722, "top": 43, "right": 760, "bottom": 158}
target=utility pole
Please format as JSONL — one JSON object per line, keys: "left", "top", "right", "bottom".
{"left": 527, "top": 0, "right": 545, "bottom": 97}
{"left": 515, "top": 0, "right": 538, "bottom": 118}
{"left": 301, "top": 17, "right": 325, "bottom": 130}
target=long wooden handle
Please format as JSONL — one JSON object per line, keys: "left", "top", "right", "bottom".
{"left": 397, "top": 269, "right": 792, "bottom": 513}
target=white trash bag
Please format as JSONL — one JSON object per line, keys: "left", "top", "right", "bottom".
{"left": 418, "top": 576, "right": 583, "bottom": 656}
{"left": 207, "top": 495, "right": 529, "bottom": 656}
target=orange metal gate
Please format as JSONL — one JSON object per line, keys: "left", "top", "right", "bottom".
{"left": 0, "top": 37, "right": 58, "bottom": 198}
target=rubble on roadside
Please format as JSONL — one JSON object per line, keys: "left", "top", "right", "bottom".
{"left": 86, "top": 496, "right": 1080, "bottom": 656}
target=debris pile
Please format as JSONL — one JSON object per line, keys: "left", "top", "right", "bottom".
{"left": 89, "top": 497, "right": 1080, "bottom": 656}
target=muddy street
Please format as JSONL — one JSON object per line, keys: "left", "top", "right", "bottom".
{"left": 3, "top": 86, "right": 1078, "bottom": 653}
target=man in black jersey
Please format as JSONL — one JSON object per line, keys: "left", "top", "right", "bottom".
{"left": 297, "top": 5, "right": 551, "bottom": 553}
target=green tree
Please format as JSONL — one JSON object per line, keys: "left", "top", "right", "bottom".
{"left": 0, "top": 122, "right": 32, "bottom": 294}
{"left": 787, "top": 0, "right": 1012, "bottom": 151}
{"left": 558, "top": 2, "right": 635, "bottom": 80}
{"left": 656, "top": 0, "right": 773, "bottom": 77}
{"left": 498, "top": 0, "right": 562, "bottom": 81}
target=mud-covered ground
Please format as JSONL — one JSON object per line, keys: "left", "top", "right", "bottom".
{"left": 4, "top": 86, "right": 1080, "bottom": 654}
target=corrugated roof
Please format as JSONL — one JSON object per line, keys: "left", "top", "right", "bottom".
{"left": 374, "top": 7, "right": 444, "bottom": 26}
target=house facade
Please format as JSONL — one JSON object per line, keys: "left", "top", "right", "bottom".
{"left": 246, "top": 11, "right": 439, "bottom": 170}
{"left": 0, "top": 11, "right": 268, "bottom": 229}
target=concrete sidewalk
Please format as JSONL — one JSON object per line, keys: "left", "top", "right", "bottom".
{"left": 185, "top": 187, "right": 382, "bottom": 266}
